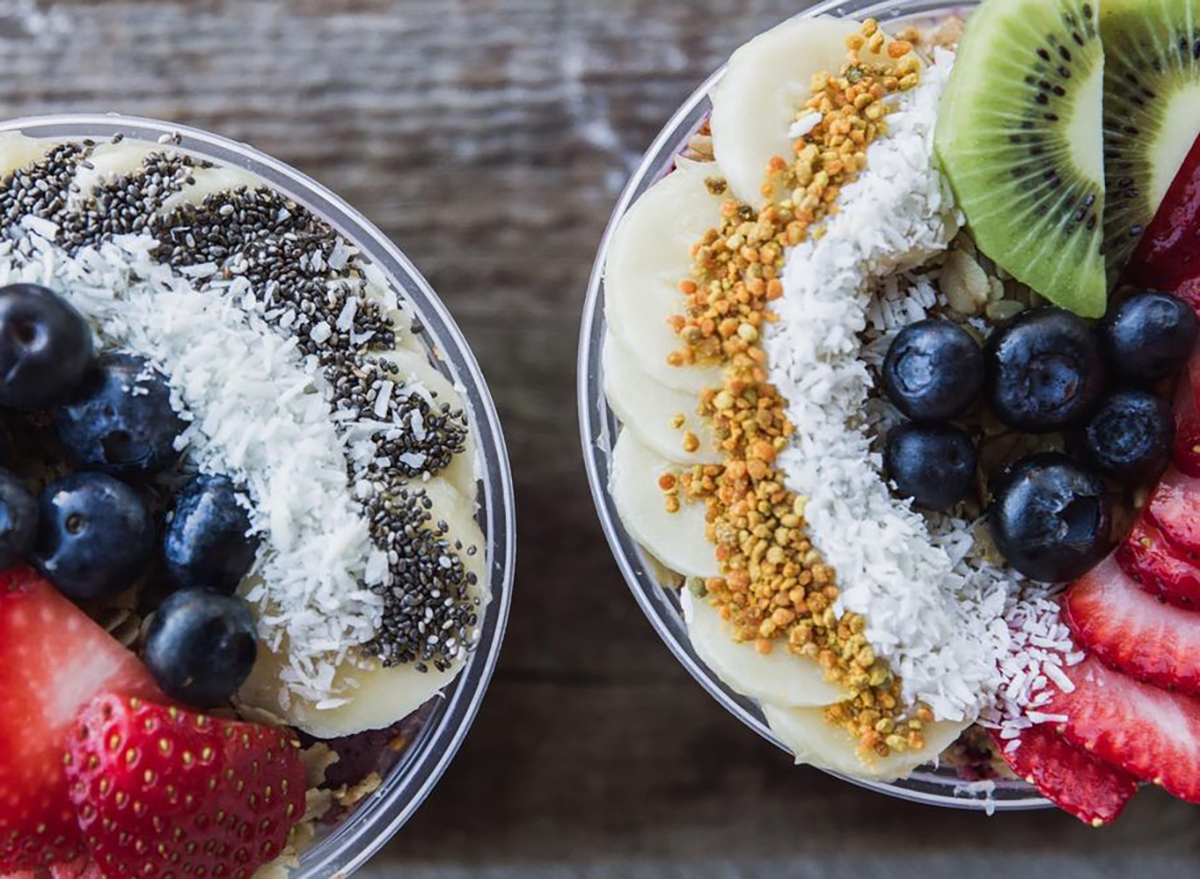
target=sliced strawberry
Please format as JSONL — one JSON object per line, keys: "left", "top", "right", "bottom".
{"left": 1176, "top": 276, "right": 1200, "bottom": 319}
{"left": 50, "top": 860, "right": 103, "bottom": 879}
{"left": 1050, "top": 655, "right": 1200, "bottom": 803}
{"left": 1117, "top": 518, "right": 1200, "bottom": 609}
{"left": 1174, "top": 366, "right": 1200, "bottom": 476}
{"left": 1065, "top": 554, "right": 1200, "bottom": 693}
{"left": 0, "top": 569, "right": 162, "bottom": 872}
{"left": 66, "top": 694, "right": 306, "bottom": 879}
{"left": 1147, "top": 468, "right": 1200, "bottom": 555}
{"left": 989, "top": 724, "right": 1138, "bottom": 826}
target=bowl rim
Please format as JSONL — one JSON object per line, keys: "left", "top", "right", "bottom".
{"left": 575, "top": 0, "right": 1050, "bottom": 812}
{"left": 0, "top": 112, "right": 519, "bottom": 872}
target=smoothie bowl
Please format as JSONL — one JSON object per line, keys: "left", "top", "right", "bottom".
{"left": 581, "top": 0, "right": 1200, "bottom": 822}
{"left": 0, "top": 115, "right": 514, "bottom": 877}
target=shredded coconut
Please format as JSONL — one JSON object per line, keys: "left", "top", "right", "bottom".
{"left": 0, "top": 230, "right": 387, "bottom": 704}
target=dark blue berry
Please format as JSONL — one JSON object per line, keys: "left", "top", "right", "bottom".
{"left": 882, "top": 319, "right": 985, "bottom": 422}
{"left": 1078, "top": 389, "right": 1174, "bottom": 481}
{"left": 985, "top": 307, "right": 1106, "bottom": 433}
{"left": 0, "top": 469, "right": 36, "bottom": 569}
{"left": 988, "top": 453, "right": 1112, "bottom": 582}
{"left": 0, "top": 283, "right": 93, "bottom": 409}
{"left": 1103, "top": 292, "right": 1197, "bottom": 381}
{"left": 884, "top": 422, "right": 977, "bottom": 512}
{"left": 142, "top": 589, "right": 258, "bottom": 708}
{"left": 32, "top": 472, "right": 155, "bottom": 600}
{"left": 56, "top": 353, "right": 186, "bottom": 481}
{"left": 164, "top": 475, "right": 258, "bottom": 595}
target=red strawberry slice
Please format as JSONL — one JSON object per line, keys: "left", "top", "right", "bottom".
{"left": 1065, "top": 554, "right": 1200, "bottom": 693}
{"left": 1175, "top": 276, "right": 1200, "bottom": 319}
{"left": 0, "top": 859, "right": 102, "bottom": 879}
{"left": 0, "top": 569, "right": 162, "bottom": 872}
{"left": 1050, "top": 655, "right": 1200, "bottom": 803}
{"left": 989, "top": 725, "right": 1138, "bottom": 826}
{"left": 66, "top": 694, "right": 306, "bottom": 879}
{"left": 1117, "top": 518, "right": 1200, "bottom": 609}
{"left": 1147, "top": 468, "right": 1200, "bottom": 555}
{"left": 1174, "top": 366, "right": 1200, "bottom": 477}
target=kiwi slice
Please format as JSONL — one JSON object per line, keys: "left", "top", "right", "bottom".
{"left": 935, "top": 0, "right": 1106, "bottom": 318}
{"left": 1102, "top": 0, "right": 1200, "bottom": 280}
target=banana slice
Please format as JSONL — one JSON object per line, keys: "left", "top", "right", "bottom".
{"left": 158, "top": 163, "right": 263, "bottom": 213}
{"left": 603, "top": 334, "right": 721, "bottom": 466}
{"left": 238, "top": 477, "right": 489, "bottom": 737}
{"left": 763, "top": 702, "right": 971, "bottom": 782}
{"left": 377, "top": 347, "right": 480, "bottom": 498}
{"left": 603, "top": 158, "right": 725, "bottom": 395}
{"left": 610, "top": 429, "right": 719, "bottom": 579}
{"left": 682, "top": 589, "right": 848, "bottom": 707}
{"left": 68, "top": 141, "right": 159, "bottom": 210}
{"left": 0, "top": 132, "right": 59, "bottom": 176}
{"left": 711, "top": 17, "right": 900, "bottom": 208}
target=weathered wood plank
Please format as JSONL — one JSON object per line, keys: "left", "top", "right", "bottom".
{"left": 0, "top": 1, "right": 1196, "bottom": 874}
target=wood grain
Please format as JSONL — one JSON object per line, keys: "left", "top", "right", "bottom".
{"left": 1, "top": 1, "right": 1197, "bottom": 875}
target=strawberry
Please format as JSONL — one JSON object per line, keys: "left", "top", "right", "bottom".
{"left": 1174, "top": 365, "right": 1200, "bottom": 477}
{"left": 989, "top": 725, "right": 1138, "bottom": 826}
{"left": 1065, "top": 554, "right": 1200, "bottom": 693}
{"left": 1117, "top": 518, "right": 1200, "bottom": 609}
{"left": 1146, "top": 467, "right": 1200, "bottom": 555}
{"left": 1176, "top": 276, "right": 1200, "bottom": 320}
{"left": 50, "top": 860, "right": 103, "bottom": 879}
{"left": 0, "top": 568, "right": 162, "bottom": 872}
{"left": 1050, "top": 655, "right": 1200, "bottom": 803}
{"left": 65, "top": 694, "right": 306, "bottom": 879}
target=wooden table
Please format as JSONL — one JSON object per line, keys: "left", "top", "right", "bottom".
{"left": 1, "top": 1, "right": 1197, "bottom": 876}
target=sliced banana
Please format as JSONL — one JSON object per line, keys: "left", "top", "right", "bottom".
{"left": 0, "top": 132, "right": 60, "bottom": 176}
{"left": 763, "top": 702, "right": 970, "bottom": 782}
{"left": 377, "top": 347, "right": 480, "bottom": 498}
{"left": 158, "top": 162, "right": 263, "bottom": 213}
{"left": 711, "top": 17, "right": 901, "bottom": 208}
{"left": 604, "top": 158, "right": 725, "bottom": 395}
{"left": 68, "top": 141, "right": 159, "bottom": 210}
{"left": 682, "top": 589, "right": 848, "bottom": 707}
{"left": 238, "top": 477, "right": 489, "bottom": 737}
{"left": 603, "top": 333, "right": 721, "bottom": 466}
{"left": 610, "top": 429, "right": 719, "bottom": 579}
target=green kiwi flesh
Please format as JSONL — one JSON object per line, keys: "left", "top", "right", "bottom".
{"left": 936, "top": 0, "right": 1107, "bottom": 318}
{"left": 1102, "top": 0, "right": 1200, "bottom": 281}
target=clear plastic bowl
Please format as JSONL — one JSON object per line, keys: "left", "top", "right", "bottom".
{"left": 0, "top": 114, "right": 517, "bottom": 873}
{"left": 578, "top": 0, "right": 1049, "bottom": 812}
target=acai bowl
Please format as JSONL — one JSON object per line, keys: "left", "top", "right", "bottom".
{"left": 0, "top": 114, "right": 514, "bottom": 878}
{"left": 581, "top": 0, "right": 1200, "bottom": 822}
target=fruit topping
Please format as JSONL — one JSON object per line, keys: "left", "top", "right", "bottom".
{"left": 0, "top": 284, "right": 93, "bottom": 410}
{"left": 990, "top": 724, "right": 1138, "bottom": 826}
{"left": 883, "top": 422, "right": 976, "bottom": 512}
{"left": 1146, "top": 467, "right": 1200, "bottom": 555}
{"left": 1172, "top": 363, "right": 1200, "bottom": 476}
{"left": 934, "top": 0, "right": 1107, "bottom": 317}
{"left": 142, "top": 590, "right": 258, "bottom": 709}
{"left": 0, "top": 470, "right": 36, "bottom": 570}
{"left": 1065, "top": 553, "right": 1200, "bottom": 693}
{"left": 0, "top": 568, "right": 161, "bottom": 872}
{"left": 1050, "top": 655, "right": 1200, "bottom": 804}
{"left": 1102, "top": 0, "right": 1200, "bottom": 283}
{"left": 988, "top": 453, "right": 1112, "bottom": 582}
{"left": 32, "top": 473, "right": 154, "bottom": 601}
{"left": 163, "top": 474, "right": 258, "bottom": 595}
{"left": 65, "top": 693, "right": 305, "bottom": 878}
{"left": 1102, "top": 291, "right": 1198, "bottom": 380}
{"left": 1118, "top": 517, "right": 1200, "bottom": 610}
{"left": 881, "top": 319, "right": 984, "bottom": 422}
{"left": 1077, "top": 388, "right": 1174, "bottom": 481}
{"left": 55, "top": 353, "right": 185, "bottom": 481}
{"left": 984, "top": 307, "right": 1105, "bottom": 433}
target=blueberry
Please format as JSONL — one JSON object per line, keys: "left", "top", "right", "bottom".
{"left": 985, "top": 307, "right": 1105, "bottom": 433}
{"left": 988, "top": 453, "right": 1112, "bottom": 582}
{"left": 32, "top": 472, "right": 154, "bottom": 600}
{"left": 56, "top": 353, "right": 186, "bottom": 480}
{"left": 882, "top": 319, "right": 985, "bottom": 422}
{"left": 1103, "top": 292, "right": 1197, "bottom": 381}
{"left": 164, "top": 475, "right": 258, "bottom": 595}
{"left": 0, "top": 283, "right": 93, "bottom": 409}
{"left": 884, "top": 422, "right": 977, "bottom": 512}
{"left": 142, "top": 589, "right": 258, "bottom": 708}
{"left": 0, "top": 469, "right": 37, "bottom": 569}
{"left": 1077, "top": 389, "right": 1174, "bottom": 482}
